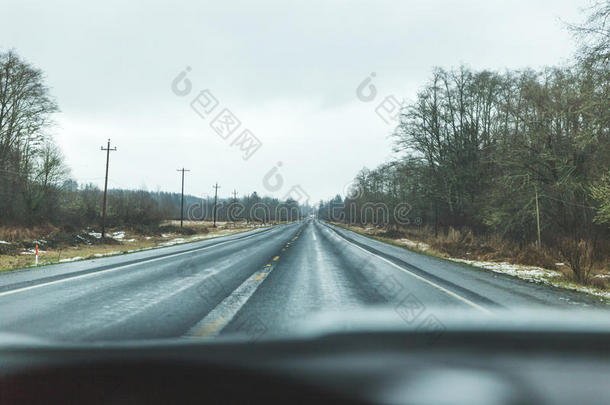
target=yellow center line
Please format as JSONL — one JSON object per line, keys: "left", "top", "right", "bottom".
{"left": 191, "top": 316, "right": 226, "bottom": 337}
{"left": 273, "top": 256, "right": 280, "bottom": 261}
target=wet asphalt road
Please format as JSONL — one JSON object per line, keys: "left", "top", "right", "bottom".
{"left": 0, "top": 219, "right": 602, "bottom": 342}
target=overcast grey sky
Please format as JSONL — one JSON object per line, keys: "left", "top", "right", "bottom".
{"left": 0, "top": 0, "right": 588, "bottom": 203}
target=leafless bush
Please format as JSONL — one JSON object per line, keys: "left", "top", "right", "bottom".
{"left": 558, "top": 238, "right": 597, "bottom": 284}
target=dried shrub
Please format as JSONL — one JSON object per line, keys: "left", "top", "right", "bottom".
{"left": 558, "top": 238, "right": 597, "bottom": 284}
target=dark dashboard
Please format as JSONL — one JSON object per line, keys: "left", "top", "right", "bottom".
{"left": 1, "top": 309, "right": 609, "bottom": 404}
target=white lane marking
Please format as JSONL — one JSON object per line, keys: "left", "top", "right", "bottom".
{"left": 325, "top": 225, "right": 492, "bottom": 314}
{"left": 185, "top": 266, "right": 276, "bottom": 337}
{"left": 312, "top": 230, "right": 317, "bottom": 241}
{"left": 0, "top": 227, "right": 282, "bottom": 298}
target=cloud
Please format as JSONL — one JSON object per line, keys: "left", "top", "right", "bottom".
{"left": 1, "top": 0, "right": 583, "bottom": 201}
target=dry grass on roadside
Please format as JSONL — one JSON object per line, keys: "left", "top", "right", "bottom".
{"left": 0, "top": 221, "right": 264, "bottom": 273}
{"left": 333, "top": 222, "right": 610, "bottom": 292}
{"left": 0, "top": 224, "right": 60, "bottom": 243}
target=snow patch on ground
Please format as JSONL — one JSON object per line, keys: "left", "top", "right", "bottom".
{"left": 450, "top": 258, "right": 560, "bottom": 282}
{"left": 188, "top": 235, "right": 214, "bottom": 241}
{"left": 88, "top": 232, "right": 102, "bottom": 239}
{"left": 396, "top": 238, "right": 430, "bottom": 251}
{"left": 59, "top": 256, "right": 82, "bottom": 263}
{"left": 21, "top": 249, "right": 46, "bottom": 255}
{"left": 0, "top": 240, "right": 10, "bottom": 245}
{"left": 450, "top": 258, "right": 610, "bottom": 301}
{"left": 112, "top": 231, "right": 125, "bottom": 240}
{"left": 159, "top": 238, "right": 186, "bottom": 246}
{"left": 93, "top": 251, "right": 121, "bottom": 257}
{"left": 571, "top": 286, "right": 610, "bottom": 300}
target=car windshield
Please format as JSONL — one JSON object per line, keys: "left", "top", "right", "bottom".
{"left": 0, "top": 0, "right": 608, "bottom": 346}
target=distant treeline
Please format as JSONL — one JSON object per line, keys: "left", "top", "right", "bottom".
{"left": 57, "top": 185, "right": 307, "bottom": 229}
{"left": 0, "top": 51, "right": 309, "bottom": 230}
{"left": 320, "top": 2, "right": 610, "bottom": 251}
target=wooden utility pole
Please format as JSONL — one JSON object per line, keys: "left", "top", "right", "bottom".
{"left": 245, "top": 193, "right": 250, "bottom": 224}
{"left": 177, "top": 168, "right": 190, "bottom": 227}
{"left": 231, "top": 189, "right": 238, "bottom": 224}
{"left": 534, "top": 184, "right": 542, "bottom": 249}
{"left": 212, "top": 182, "right": 220, "bottom": 228}
{"left": 100, "top": 139, "right": 117, "bottom": 239}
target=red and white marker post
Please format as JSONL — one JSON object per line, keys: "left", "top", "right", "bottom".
{"left": 35, "top": 243, "right": 39, "bottom": 266}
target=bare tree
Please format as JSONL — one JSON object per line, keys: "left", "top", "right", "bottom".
{"left": 0, "top": 50, "right": 59, "bottom": 223}
{"left": 569, "top": 0, "right": 610, "bottom": 67}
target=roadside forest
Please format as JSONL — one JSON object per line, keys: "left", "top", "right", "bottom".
{"left": 320, "top": 1, "right": 610, "bottom": 284}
